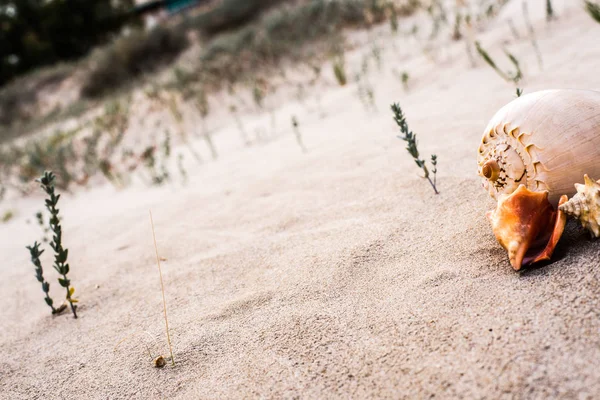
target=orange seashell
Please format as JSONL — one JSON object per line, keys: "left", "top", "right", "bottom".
{"left": 487, "top": 185, "right": 567, "bottom": 270}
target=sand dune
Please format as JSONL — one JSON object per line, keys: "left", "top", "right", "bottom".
{"left": 2, "top": 1, "right": 600, "bottom": 398}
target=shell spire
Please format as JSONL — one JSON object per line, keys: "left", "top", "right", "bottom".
{"left": 559, "top": 175, "right": 600, "bottom": 237}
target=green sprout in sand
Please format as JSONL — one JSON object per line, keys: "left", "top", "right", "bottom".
{"left": 291, "top": 116, "right": 307, "bottom": 153}
{"left": 26, "top": 241, "right": 60, "bottom": 314}
{"left": 390, "top": 104, "right": 439, "bottom": 194}
{"left": 546, "top": 0, "right": 554, "bottom": 21}
{"left": 333, "top": 57, "right": 347, "bottom": 86}
{"left": 38, "top": 171, "right": 78, "bottom": 318}
{"left": 585, "top": 1, "right": 600, "bottom": 23}
{"left": 475, "top": 41, "right": 522, "bottom": 84}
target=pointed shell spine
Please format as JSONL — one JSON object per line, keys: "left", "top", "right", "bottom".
{"left": 559, "top": 175, "right": 600, "bottom": 238}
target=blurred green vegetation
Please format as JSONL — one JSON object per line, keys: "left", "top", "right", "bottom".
{"left": 0, "top": 0, "right": 135, "bottom": 85}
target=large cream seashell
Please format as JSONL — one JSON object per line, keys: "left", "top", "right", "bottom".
{"left": 559, "top": 175, "right": 600, "bottom": 237}
{"left": 477, "top": 89, "right": 600, "bottom": 206}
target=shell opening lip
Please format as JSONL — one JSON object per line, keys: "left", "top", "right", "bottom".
{"left": 487, "top": 185, "right": 567, "bottom": 271}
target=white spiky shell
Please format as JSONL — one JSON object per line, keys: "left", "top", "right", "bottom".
{"left": 559, "top": 175, "right": 600, "bottom": 238}
{"left": 477, "top": 89, "right": 600, "bottom": 206}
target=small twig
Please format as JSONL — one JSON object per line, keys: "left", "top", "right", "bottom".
{"left": 149, "top": 211, "right": 175, "bottom": 366}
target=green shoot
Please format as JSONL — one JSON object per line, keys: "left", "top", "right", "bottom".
{"left": 507, "top": 18, "right": 520, "bottom": 40}
{"left": 333, "top": 57, "right": 347, "bottom": 86}
{"left": 546, "top": 0, "right": 554, "bottom": 21}
{"left": 26, "top": 241, "right": 58, "bottom": 314}
{"left": 475, "top": 41, "right": 522, "bottom": 84}
{"left": 252, "top": 82, "right": 265, "bottom": 110}
{"left": 452, "top": 13, "right": 462, "bottom": 40}
{"left": 2, "top": 210, "right": 14, "bottom": 223}
{"left": 516, "top": 88, "right": 523, "bottom": 97}
{"left": 229, "top": 105, "right": 250, "bottom": 146}
{"left": 195, "top": 87, "right": 217, "bottom": 160}
{"left": 431, "top": 154, "right": 438, "bottom": 188}
{"left": 389, "top": 3, "right": 398, "bottom": 33}
{"left": 177, "top": 154, "right": 188, "bottom": 184}
{"left": 291, "top": 116, "right": 307, "bottom": 153}
{"left": 38, "top": 171, "right": 78, "bottom": 318}
{"left": 585, "top": 1, "right": 600, "bottom": 23}
{"left": 401, "top": 71, "right": 409, "bottom": 91}
{"left": 35, "top": 211, "right": 50, "bottom": 242}
{"left": 390, "top": 104, "right": 439, "bottom": 194}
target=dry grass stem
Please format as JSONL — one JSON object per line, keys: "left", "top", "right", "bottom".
{"left": 149, "top": 210, "right": 175, "bottom": 367}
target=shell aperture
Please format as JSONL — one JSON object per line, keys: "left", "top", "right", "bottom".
{"left": 487, "top": 185, "right": 567, "bottom": 270}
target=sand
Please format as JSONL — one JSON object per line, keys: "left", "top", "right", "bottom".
{"left": 2, "top": 1, "right": 600, "bottom": 398}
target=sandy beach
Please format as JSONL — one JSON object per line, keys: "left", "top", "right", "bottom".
{"left": 1, "top": 1, "right": 600, "bottom": 398}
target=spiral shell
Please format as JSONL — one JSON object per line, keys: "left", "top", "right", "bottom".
{"left": 477, "top": 89, "right": 600, "bottom": 206}
{"left": 559, "top": 175, "right": 600, "bottom": 237}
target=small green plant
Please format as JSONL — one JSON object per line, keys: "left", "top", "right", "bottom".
{"left": 162, "top": 130, "right": 171, "bottom": 159}
{"left": 390, "top": 104, "right": 439, "bottom": 194}
{"left": 291, "top": 116, "right": 307, "bottom": 153}
{"left": 356, "top": 72, "right": 376, "bottom": 112}
{"left": 389, "top": 3, "right": 399, "bottom": 33}
{"left": 140, "top": 146, "right": 168, "bottom": 186}
{"left": 393, "top": 69, "right": 410, "bottom": 91}
{"left": 35, "top": 211, "right": 50, "bottom": 242}
{"left": 475, "top": 41, "right": 522, "bottom": 84}
{"left": 2, "top": 209, "right": 13, "bottom": 223}
{"left": 26, "top": 242, "right": 61, "bottom": 314}
{"left": 195, "top": 87, "right": 218, "bottom": 160}
{"left": 38, "top": 171, "right": 78, "bottom": 318}
{"left": 585, "top": 1, "right": 600, "bottom": 23}
{"left": 371, "top": 43, "right": 383, "bottom": 71}
{"left": 401, "top": 71, "right": 409, "bottom": 91}
{"left": 159, "top": 131, "right": 172, "bottom": 184}
{"left": 507, "top": 18, "right": 520, "bottom": 40}
{"left": 333, "top": 57, "right": 347, "bottom": 86}
{"left": 177, "top": 154, "right": 188, "bottom": 184}
{"left": 252, "top": 81, "right": 265, "bottom": 110}
{"left": 516, "top": 88, "right": 523, "bottom": 97}
{"left": 546, "top": 0, "right": 554, "bottom": 21}
{"left": 230, "top": 104, "right": 250, "bottom": 146}
{"left": 452, "top": 13, "right": 462, "bottom": 40}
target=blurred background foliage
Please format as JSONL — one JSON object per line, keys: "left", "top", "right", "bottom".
{"left": 0, "top": 0, "right": 135, "bottom": 85}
